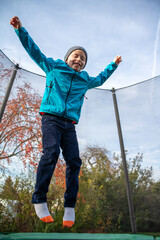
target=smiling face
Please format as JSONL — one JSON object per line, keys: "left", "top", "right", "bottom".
{"left": 66, "top": 49, "right": 86, "bottom": 72}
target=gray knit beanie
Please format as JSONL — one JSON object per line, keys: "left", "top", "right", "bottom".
{"left": 64, "top": 46, "right": 88, "bottom": 68}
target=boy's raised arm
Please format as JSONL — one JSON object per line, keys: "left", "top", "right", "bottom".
{"left": 9, "top": 16, "right": 55, "bottom": 73}
{"left": 87, "top": 55, "right": 122, "bottom": 89}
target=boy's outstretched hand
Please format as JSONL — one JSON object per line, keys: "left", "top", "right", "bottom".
{"left": 113, "top": 55, "right": 122, "bottom": 65}
{"left": 10, "top": 16, "right": 22, "bottom": 29}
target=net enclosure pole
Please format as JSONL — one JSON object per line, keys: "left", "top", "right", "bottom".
{"left": 0, "top": 64, "right": 19, "bottom": 122}
{"left": 112, "top": 88, "right": 137, "bottom": 233}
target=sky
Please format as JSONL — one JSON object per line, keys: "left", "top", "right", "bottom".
{"left": 0, "top": 0, "right": 160, "bottom": 180}
{"left": 0, "top": 0, "right": 160, "bottom": 89}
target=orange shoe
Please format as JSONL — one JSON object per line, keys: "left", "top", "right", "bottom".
{"left": 41, "top": 215, "right": 54, "bottom": 223}
{"left": 63, "top": 220, "right": 74, "bottom": 228}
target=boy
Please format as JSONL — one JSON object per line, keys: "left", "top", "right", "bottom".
{"left": 10, "top": 16, "right": 122, "bottom": 228}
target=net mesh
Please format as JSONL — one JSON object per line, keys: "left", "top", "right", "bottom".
{"left": 116, "top": 78, "right": 160, "bottom": 180}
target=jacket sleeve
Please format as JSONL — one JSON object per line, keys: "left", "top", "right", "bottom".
{"left": 87, "top": 62, "right": 118, "bottom": 89}
{"left": 15, "top": 27, "right": 55, "bottom": 73}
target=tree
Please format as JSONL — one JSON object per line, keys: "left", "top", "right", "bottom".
{"left": 0, "top": 158, "right": 67, "bottom": 233}
{"left": 0, "top": 81, "right": 42, "bottom": 168}
{"left": 76, "top": 146, "right": 121, "bottom": 232}
{"left": 76, "top": 146, "right": 160, "bottom": 232}
{"left": 0, "top": 145, "right": 160, "bottom": 232}
{"left": 0, "top": 173, "right": 37, "bottom": 232}
{"left": 0, "top": 50, "right": 44, "bottom": 169}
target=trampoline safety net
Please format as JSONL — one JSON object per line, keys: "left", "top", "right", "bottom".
{"left": 0, "top": 50, "right": 160, "bottom": 235}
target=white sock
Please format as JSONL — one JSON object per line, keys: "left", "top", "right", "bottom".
{"left": 63, "top": 207, "right": 75, "bottom": 222}
{"left": 34, "top": 202, "right": 51, "bottom": 219}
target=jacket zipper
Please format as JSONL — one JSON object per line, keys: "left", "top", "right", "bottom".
{"left": 63, "top": 72, "right": 76, "bottom": 117}
{"left": 46, "top": 81, "right": 53, "bottom": 102}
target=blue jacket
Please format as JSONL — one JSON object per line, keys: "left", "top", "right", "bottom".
{"left": 15, "top": 27, "right": 118, "bottom": 123}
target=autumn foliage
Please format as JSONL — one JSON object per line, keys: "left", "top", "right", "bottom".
{"left": 0, "top": 81, "right": 42, "bottom": 167}
{"left": 0, "top": 52, "right": 42, "bottom": 167}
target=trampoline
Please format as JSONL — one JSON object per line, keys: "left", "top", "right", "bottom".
{"left": 0, "top": 53, "right": 160, "bottom": 236}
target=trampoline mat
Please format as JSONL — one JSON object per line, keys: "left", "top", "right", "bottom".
{"left": 0, "top": 233, "right": 155, "bottom": 240}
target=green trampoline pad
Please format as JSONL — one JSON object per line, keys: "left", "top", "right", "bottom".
{"left": 0, "top": 233, "right": 155, "bottom": 240}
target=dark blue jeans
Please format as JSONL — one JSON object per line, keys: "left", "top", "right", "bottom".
{"left": 32, "top": 114, "right": 82, "bottom": 208}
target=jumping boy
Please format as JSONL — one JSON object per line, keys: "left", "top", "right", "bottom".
{"left": 10, "top": 16, "right": 122, "bottom": 228}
